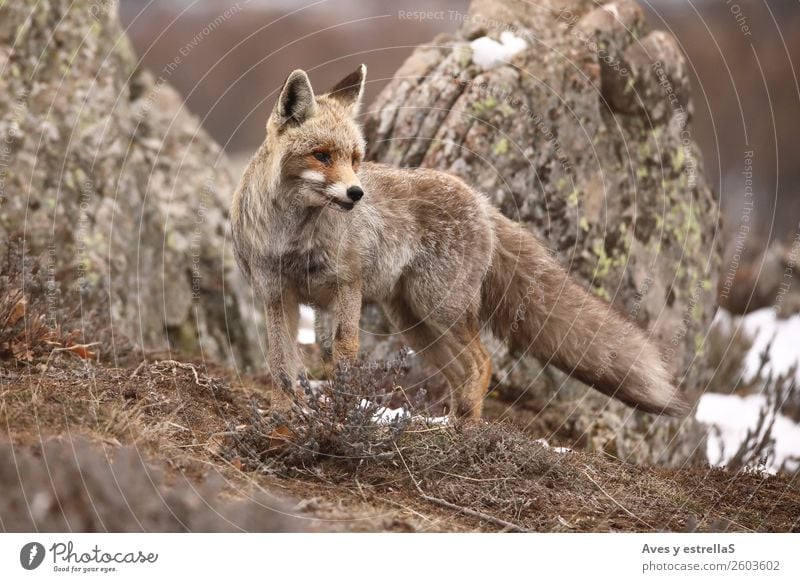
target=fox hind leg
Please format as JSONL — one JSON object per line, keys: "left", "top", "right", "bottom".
{"left": 435, "top": 316, "right": 491, "bottom": 421}
{"left": 384, "top": 297, "right": 490, "bottom": 420}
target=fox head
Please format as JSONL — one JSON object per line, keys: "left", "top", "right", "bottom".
{"left": 267, "top": 65, "right": 367, "bottom": 212}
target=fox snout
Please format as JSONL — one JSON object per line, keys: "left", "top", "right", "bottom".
{"left": 332, "top": 164, "right": 363, "bottom": 206}
{"left": 327, "top": 180, "right": 362, "bottom": 211}
{"left": 328, "top": 180, "right": 362, "bottom": 211}
{"left": 346, "top": 186, "right": 364, "bottom": 201}
{"left": 300, "top": 160, "right": 363, "bottom": 211}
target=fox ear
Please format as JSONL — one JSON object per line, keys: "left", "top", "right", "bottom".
{"left": 273, "top": 69, "right": 316, "bottom": 128}
{"left": 326, "top": 64, "right": 366, "bottom": 115}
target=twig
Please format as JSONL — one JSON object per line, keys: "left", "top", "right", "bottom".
{"left": 129, "top": 360, "right": 146, "bottom": 379}
{"left": 581, "top": 465, "right": 653, "bottom": 530}
{"left": 151, "top": 359, "right": 209, "bottom": 388}
{"left": 37, "top": 341, "right": 101, "bottom": 380}
{"left": 393, "top": 383, "right": 414, "bottom": 410}
{"left": 50, "top": 342, "right": 101, "bottom": 352}
{"left": 174, "top": 442, "right": 212, "bottom": 449}
{"left": 377, "top": 496, "right": 433, "bottom": 524}
{"left": 433, "top": 469, "right": 512, "bottom": 483}
{"left": 393, "top": 442, "right": 529, "bottom": 533}
{"left": 353, "top": 475, "right": 368, "bottom": 503}
{"left": 167, "top": 421, "right": 190, "bottom": 432}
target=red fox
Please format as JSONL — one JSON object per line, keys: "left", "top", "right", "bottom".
{"left": 231, "top": 65, "right": 690, "bottom": 420}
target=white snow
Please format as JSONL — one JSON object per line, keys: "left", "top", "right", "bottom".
{"left": 297, "top": 305, "right": 316, "bottom": 344}
{"left": 711, "top": 308, "right": 800, "bottom": 381}
{"left": 534, "top": 438, "right": 573, "bottom": 454}
{"left": 697, "top": 308, "right": 800, "bottom": 473}
{"left": 697, "top": 392, "right": 800, "bottom": 474}
{"left": 469, "top": 31, "right": 528, "bottom": 70}
{"left": 360, "top": 398, "right": 450, "bottom": 426}
{"left": 738, "top": 308, "right": 800, "bottom": 381}
{"left": 602, "top": 3, "right": 621, "bottom": 20}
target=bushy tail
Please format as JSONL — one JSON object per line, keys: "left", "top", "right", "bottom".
{"left": 481, "top": 210, "right": 690, "bottom": 416}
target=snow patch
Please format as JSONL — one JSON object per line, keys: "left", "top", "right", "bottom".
{"left": 697, "top": 392, "right": 800, "bottom": 474}
{"left": 469, "top": 31, "right": 528, "bottom": 70}
{"left": 738, "top": 308, "right": 800, "bottom": 381}
{"left": 297, "top": 305, "right": 316, "bottom": 344}
{"left": 602, "top": 3, "right": 621, "bottom": 20}
{"left": 534, "top": 438, "right": 573, "bottom": 454}
{"left": 360, "top": 399, "right": 450, "bottom": 426}
{"left": 711, "top": 308, "right": 800, "bottom": 381}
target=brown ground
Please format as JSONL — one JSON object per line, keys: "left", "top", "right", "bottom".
{"left": 0, "top": 354, "right": 798, "bottom": 533}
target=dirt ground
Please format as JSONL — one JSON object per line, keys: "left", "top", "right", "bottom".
{"left": 1, "top": 354, "right": 798, "bottom": 533}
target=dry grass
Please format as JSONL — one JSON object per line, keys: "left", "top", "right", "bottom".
{"left": 0, "top": 354, "right": 797, "bottom": 532}
{"left": 0, "top": 239, "right": 124, "bottom": 365}
{"left": 225, "top": 360, "right": 800, "bottom": 532}
{"left": 233, "top": 415, "right": 800, "bottom": 532}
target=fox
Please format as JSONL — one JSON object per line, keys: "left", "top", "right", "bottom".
{"left": 230, "top": 64, "right": 691, "bottom": 421}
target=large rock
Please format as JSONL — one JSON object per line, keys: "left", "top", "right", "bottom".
{"left": 364, "top": 0, "right": 721, "bottom": 464}
{"left": 0, "top": 0, "right": 261, "bottom": 367}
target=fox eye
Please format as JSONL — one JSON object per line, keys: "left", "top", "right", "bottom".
{"left": 313, "top": 151, "right": 331, "bottom": 165}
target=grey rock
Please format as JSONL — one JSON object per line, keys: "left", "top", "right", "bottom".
{"left": 0, "top": 0, "right": 262, "bottom": 368}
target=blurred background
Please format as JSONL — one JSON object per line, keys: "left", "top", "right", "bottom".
{"left": 119, "top": 0, "right": 800, "bottom": 247}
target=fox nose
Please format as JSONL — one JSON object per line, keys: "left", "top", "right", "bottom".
{"left": 346, "top": 186, "right": 364, "bottom": 202}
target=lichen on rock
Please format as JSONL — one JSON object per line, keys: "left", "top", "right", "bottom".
{"left": 0, "top": 0, "right": 262, "bottom": 368}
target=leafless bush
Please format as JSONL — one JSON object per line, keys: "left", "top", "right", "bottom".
{"left": 0, "top": 239, "right": 101, "bottom": 363}
{"left": 725, "top": 366, "right": 798, "bottom": 476}
{"left": 0, "top": 240, "right": 62, "bottom": 361}
{"left": 228, "top": 349, "right": 423, "bottom": 476}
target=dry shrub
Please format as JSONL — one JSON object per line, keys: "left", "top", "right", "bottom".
{"left": 0, "top": 437, "right": 302, "bottom": 532}
{"left": 0, "top": 240, "right": 64, "bottom": 361}
{"left": 228, "top": 350, "right": 423, "bottom": 475}
{"left": 704, "top": 312, "right": 799, "bottom": 474}
{"left": 232, "top": 408, "right": 800, "bottom": 531}
{"left": 723, "top": 366, "right": 799, "bottom": 475}
{"left": 0, "top": 239, "right": 104, "bottom": 363}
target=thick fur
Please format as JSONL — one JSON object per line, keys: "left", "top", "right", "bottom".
{"left": 482, "top": 213, "right": 689, "bottom": 415}
{"left": 231, "top": 66, "right": 690, "bottom": 420}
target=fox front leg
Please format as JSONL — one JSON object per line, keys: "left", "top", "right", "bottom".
{"left": 325, "top": 282, "right": 362, "bottom": 377}
{"left": 264, "top": 292, "right": 301, "bottom": 393}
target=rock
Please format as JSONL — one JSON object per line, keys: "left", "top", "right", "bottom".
{"left": 0, "top": 0, "right": 262, "bottom": 368}
{"left": 0, "top": 437, "right": 302, "bottom": 532}
{"left": 363, "top": 0, "right": 721, "bottom": 465}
